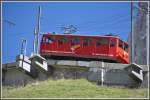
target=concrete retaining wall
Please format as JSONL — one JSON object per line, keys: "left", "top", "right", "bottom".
{"left": 50, "top": 65, "right": 88, "bottom": 80}
{"left": 2, "top": 68, "right": 34, "bottom": 86}
{"left": 2, "top": 60, "right": 148, "bottom": 88}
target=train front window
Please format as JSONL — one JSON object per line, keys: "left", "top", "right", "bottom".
{"left": 119, "top": 39, "right": 123, "bottom": 49}
{"left": 41, "top": 37, "right": 45, "bottom": 43}
{"left": 46, "top": 38, "right": 53, "bottom": 44}
{"left": 46, "top": 38, "right": 49, "bottom": 44}
{"left": 124, "top": 44, "right": 128, "bottom": 52}
{"left": 45, "top": 36, "right": 56, "bottom": 44}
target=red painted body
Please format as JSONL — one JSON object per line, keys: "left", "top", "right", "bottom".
{"left": 40, "top": 33, "right": 129, "bottom": 64}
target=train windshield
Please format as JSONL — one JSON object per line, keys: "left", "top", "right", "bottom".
{"left": 119, "top": 39, "right": 128, "bottom": 52}
{"left": 124, "top": 43, "right": 128, "bottom": 52}
{"left": 119, "top": 39, "right": 123, "bottom": 49}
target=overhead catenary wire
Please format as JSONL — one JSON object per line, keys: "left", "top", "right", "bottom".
{"left": 79, "top": 15, "right": 130, "bottom": 29}
{"left": 40, "top": 11, "right": 131, "bottom": 33}
{"left": 77, "top": 16, "right": 131, "bottom": 35}
{"left": 3, "top": 19, "right": 16, "bottom": 26}
{"left": 54, "top": 15, "right": 131, "bottom": 35}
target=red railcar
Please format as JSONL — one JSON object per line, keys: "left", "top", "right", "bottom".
{"left": 40, "top": 33, "right": 129, "bottom": 64}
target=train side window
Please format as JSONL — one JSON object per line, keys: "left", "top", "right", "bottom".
{"left": 119, "top": 39, "right": 123, "bottom": 49}
{"left": 124, "top": 44, "right": 128, "bottom": 52}
{"left": 71, "top": 37, "right": 80, "bottom": 46}
{"left": 96, "top": 38, "right": 108, "bottom": 47}
{"left": 58, "top": 40, "right": 63, "bottom": 45}
{"left": 62, "top": 36, "right": 68, "bottom": 43}
{"left": 96, "top": 41, "right": 101, "bottom": 47}
{"left": 101, "top": 38, "right": 108, "bottom": 45}
{"left": 110, "top": 39, "right": 115, "bottom": 47}
{"left": 58, "top": 36, "right": 68, "bottom": 45}
{"left": 83, "top": 38, "right": 92, "bottom": 46}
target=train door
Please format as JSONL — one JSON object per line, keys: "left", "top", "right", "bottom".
{"left": 109, "top": 38, "right": 116, "bottom": 56}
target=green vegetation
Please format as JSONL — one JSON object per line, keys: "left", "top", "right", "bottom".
{"left": 2, "top": 79, "right": 148, "bottom": 98}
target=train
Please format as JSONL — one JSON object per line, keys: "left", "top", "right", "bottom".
{"left": 40, "top": 33, "right": 129, "bottom": 64}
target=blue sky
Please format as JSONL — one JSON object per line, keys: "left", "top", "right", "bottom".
{"left": 2, "top": 2, "right": 131, "bottom": 63}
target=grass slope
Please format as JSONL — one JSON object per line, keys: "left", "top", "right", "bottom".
{"left": 2, "top": 79, "right": 148, "bottom": 98}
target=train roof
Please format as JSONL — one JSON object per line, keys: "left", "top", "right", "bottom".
{"left": 42, "top": 33, "right": 128, "bottom": 44}
{"left": 43, "top": 33, "right": 119, "bottom": 38}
